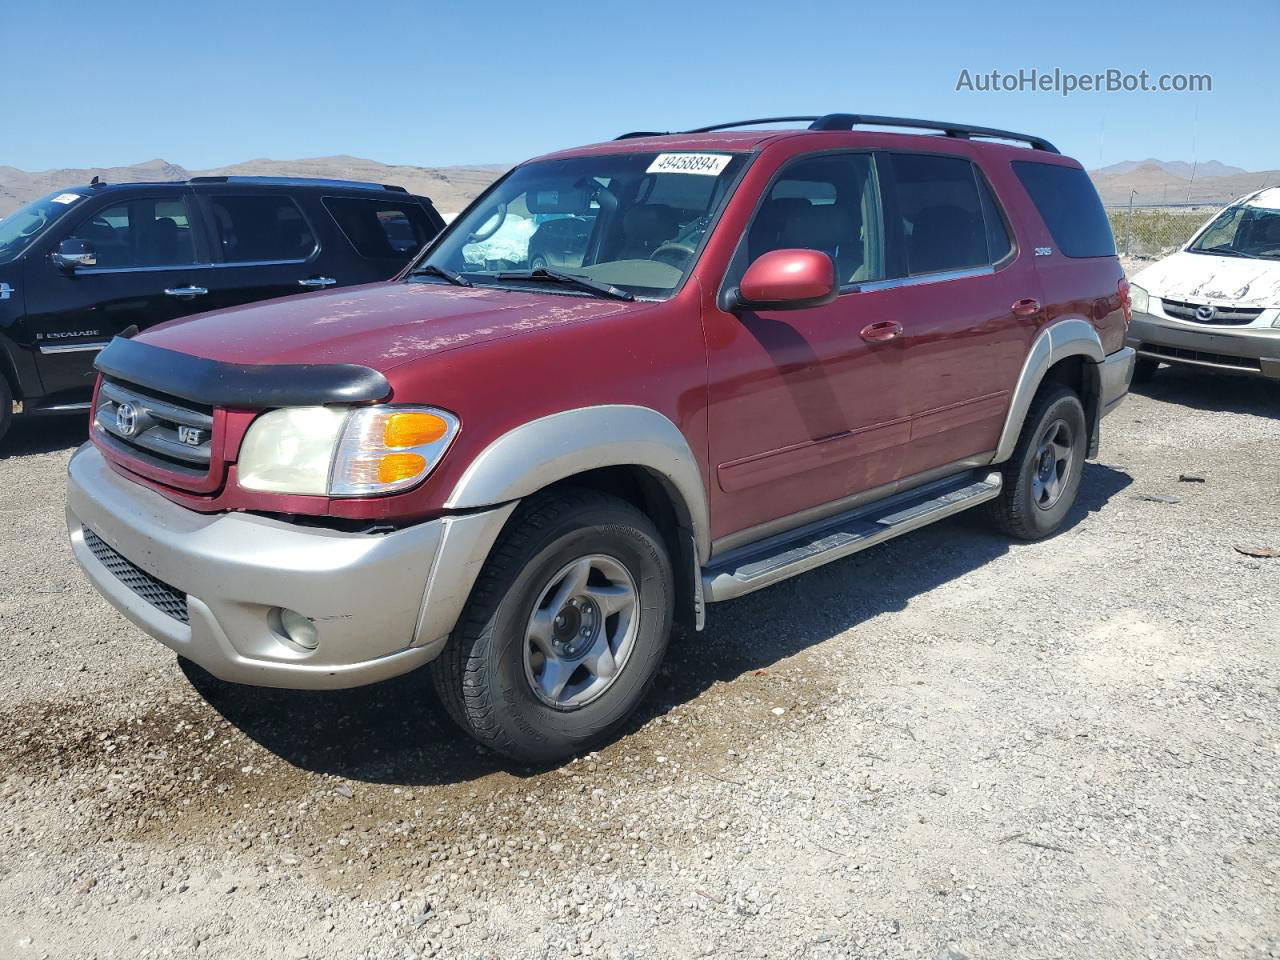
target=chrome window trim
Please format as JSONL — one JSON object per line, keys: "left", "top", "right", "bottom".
{"left": 38, "top": 340, "right": 111, "bottom": 355}
{"left": 76, "top": 263, "right": 209, "bottom": 276}
{"left": 853, "top": 264, "right": 994, "bottom": 294}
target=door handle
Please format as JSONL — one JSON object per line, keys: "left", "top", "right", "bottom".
{"left": 860, "top": 320, "right": 903, "bottom": 343}
{"left": 299, "top": 277, "right": 338, "bottom": 288}
{"left": 164, "top": 286, "right": 208, "bottom": 298}
{"left": 1012, "top": 297, "right": 1041, "bottom": 318}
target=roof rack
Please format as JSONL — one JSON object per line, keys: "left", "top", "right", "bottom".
{"left": 186, "top": 175, "right": 409, "bottom": 192}
{"left": 615, "top": 114, "right": 1059, "bottom": 153}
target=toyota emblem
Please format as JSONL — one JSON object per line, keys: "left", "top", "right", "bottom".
{"left": 115, "top": 402, "right": 139, "bottom": 437}
{"left": 1195, "top": 304, "right": 1217, "bottom": 322}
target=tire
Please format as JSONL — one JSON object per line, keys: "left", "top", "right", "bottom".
{"left": 987, "top": 385, "right": 1088, "bottom": 541}
{"left": 0, "top": 375, "right": 13, "bottom": 447}
{"left": 430, "top": 488, "right": 674, "bottom": 763}
{"left": 1132, "top": 356, "right": 1160, "bottom": 384}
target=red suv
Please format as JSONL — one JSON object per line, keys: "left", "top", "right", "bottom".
{"left": 66, "top": 115, "right": 1134, "bottom": 763}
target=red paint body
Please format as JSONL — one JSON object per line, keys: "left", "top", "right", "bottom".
{"left": 92, "top": 130, "right": 1126, "bottom": 544}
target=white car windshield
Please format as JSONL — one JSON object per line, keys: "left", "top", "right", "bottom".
{"left": 1188, "top": 201, "right": 1280, "bottom": 261}
{"left": 0, "top": 191, "right": 88, "bottom": 265}
{"left": 412, "top": 152, "right": 749, "bottom": 299}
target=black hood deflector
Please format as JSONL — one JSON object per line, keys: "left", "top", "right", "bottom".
{"left": 94, "top": 336, "right": 391, "bottom": 409}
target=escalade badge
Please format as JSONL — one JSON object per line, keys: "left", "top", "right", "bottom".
{"left": 1195, "top": 304, "right": 1217, "bottom": 321}
{"left": 116, "top": 402, "right": 139, "bottom": 437}
{"left": 0, "top": 283, "right": 13, "bottom": 301}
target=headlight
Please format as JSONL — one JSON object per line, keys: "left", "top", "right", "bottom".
{"left": 238, "top": 405, "right": 459, "bottom": 497}
{"left": 1130, "top": 283, "right": 1149, "bottom": 314}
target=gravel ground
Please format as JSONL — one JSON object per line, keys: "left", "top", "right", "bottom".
{"left": 1, "top": 366, "right": 1277, "bottom": 960}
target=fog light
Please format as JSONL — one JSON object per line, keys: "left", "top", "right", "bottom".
{"left": 277, "top": 608, "right": 319, "bottom": 650}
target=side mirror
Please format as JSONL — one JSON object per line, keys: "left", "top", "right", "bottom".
{"left": 52, "top": 238, "right": 97, "bottom": 271}
{"left": 725, "top": 248, "right": 837, "bottom": 312}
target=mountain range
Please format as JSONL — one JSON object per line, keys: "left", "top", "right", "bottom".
{"left": 2, "top": 155, "right": 1278, "bottom": 218}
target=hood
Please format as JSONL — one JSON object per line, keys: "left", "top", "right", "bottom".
{"left": 136, "top": 281, "right": 648, "bottom": 370}
{"left": 1132, "top": 250, "right": 1280, "bottom": 307}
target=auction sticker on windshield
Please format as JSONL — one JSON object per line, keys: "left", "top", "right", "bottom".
{"left": 646, "top": 153, "right": 733, "bottom": 176}
{"left": 51, "top": 193, "right": 81, "bottom": 205}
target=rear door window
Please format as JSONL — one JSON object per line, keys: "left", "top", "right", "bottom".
{"left": 889, "top": 154, "right": 990, "bottom": 275}
{"left": 322, "top": 197, "right": 436, "bottom": 259}
{"left": 69, "top": 197, "right": 201, "bottom": 268}
{"left": 1012, "top": 161, "right": 1116, "bottom": 258}
{"left": 207, "top": 194, "right": 317, "bottom": 263}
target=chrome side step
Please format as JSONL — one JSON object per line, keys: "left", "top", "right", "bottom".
{"left": 702, "top": 470, "right": 1003, "bottom": 602}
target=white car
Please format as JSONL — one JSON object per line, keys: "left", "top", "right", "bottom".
{"left": 1127, "top": 187, "right": 1280, "bottom": 382}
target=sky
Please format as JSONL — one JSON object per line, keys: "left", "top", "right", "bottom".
{"left": 3, "top": 0, "right": 1276, "bottom": 174}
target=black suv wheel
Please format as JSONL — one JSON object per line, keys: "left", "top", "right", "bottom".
{"left": 431, "top": 488, "right": 673, "bottom": 763}
{"left": 988, "top": 385, "right": 1087, "bottom": 540}
{"left": 0, "top": 376, "right": 13, "bottom": 446}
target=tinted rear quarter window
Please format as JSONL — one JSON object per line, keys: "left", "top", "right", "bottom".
{"left": 1013, "top": 162, "right": 1116, "bottom": 258}
{"left": 208, "top": 194, "right": 317, "bottom": 263}
{"left": 323, "top": 197, "right": 436, "bottom": 259}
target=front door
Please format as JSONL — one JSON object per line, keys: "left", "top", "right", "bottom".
{"left": 25, "top": 191, "right": 211, "bottom": 400}
{"left": 703, "top": 152, "right": 909, "bottom": 544}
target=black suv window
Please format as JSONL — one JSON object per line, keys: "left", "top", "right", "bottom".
{"left": 322, "top": 197, "right": 435, "bottom": 259}
{"left": 977, "top": 172, "right": 1013, "bottom": 264}
{"left": 1012, "top": 161, "right": 1116, "bottom": 258}
{"left": 208, "top": 195, "right": 317, "bottom": 263}
{"left": 742, "top": 153, "right": 884, "bottom": 286}
{"left": 889, "top": 154, "right": 991, "bottom": 275}
{"left": 69, "top": 197, "right": 200, "bottom": 269}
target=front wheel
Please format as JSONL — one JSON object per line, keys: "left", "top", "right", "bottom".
{"left": 0, "top": 376, "right": 13, "bottom": 447}
{"left": 430, "top": 489, "right": 673, "bottom": 763}
{"left": 987, "top": 385, "right": 1087, "bottom": 540}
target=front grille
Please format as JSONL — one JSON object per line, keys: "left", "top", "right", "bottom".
{"left": 83, "top": 528, "right": 189, "bottom": 623}
{"left": 1161, "top": 298, "right": 1264, "bottom": 326}
{"left": 1139, "top": 343, "right": 1262, "bottom": 372}
{"left": 95, "top": 379, "right": 214, "bottom": 477}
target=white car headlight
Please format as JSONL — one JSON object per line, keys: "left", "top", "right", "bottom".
{"left": 1130, "top": 283, "right": 1150, "bottom": 314}
{"left": 237, "top": 405, "right": 459, "bottom": 497}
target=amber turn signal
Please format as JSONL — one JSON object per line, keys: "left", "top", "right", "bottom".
{"left": 383, "top": 412, "right": 450, "bottom": 449}
{"left": 376, "top": 453, "right": 429, "bottom": 484}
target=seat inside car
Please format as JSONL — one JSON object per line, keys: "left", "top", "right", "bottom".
{"left": 617, "top": 204, "right": 680, "bottom": 260}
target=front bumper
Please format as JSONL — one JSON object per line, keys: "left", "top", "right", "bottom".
{"left": 66, "top": 444, "right": 515, "bottom": 689}
{"left": 1127, "top": 311, "right": 1280, "bottom": 379}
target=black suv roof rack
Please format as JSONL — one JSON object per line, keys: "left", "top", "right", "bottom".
{"left": 186, "top": 175, "right": 409, "bottom": 192}
{"left": 616, "top": 114, "right": 1059, "bottom": 153}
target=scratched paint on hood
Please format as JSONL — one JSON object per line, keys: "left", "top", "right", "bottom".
{"left": 134, "top": 281, "right": 647, "bottom": 371}
{"left": 1131, "top": 250, "right": 1280, "bottom": 307}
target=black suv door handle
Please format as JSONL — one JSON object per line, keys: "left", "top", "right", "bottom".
{"left": 164, "top": 286, "right": 208, "bottom": 298}
{"left": 299, "top": 277, "right": 338, "bottom": 289}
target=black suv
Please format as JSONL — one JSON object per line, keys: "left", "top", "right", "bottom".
{"left": 0, "top": 176, "right": 445, "bottom": 442}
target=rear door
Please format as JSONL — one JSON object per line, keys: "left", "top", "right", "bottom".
{"left": 194, "top": 190, "right": 336, "bottom": 311}
{"left": 25, "top": 190, "right": 212, "bottom": 399}
{"left": 881, "top": 152, "right": 1041, "bottom": 477}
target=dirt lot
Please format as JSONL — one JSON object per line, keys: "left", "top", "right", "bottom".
{"left": 1, "top": 367, "right": 1277, "bottom": 960}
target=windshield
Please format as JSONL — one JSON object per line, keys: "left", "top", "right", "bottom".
{"left": 1188, "top": 202, "right": 1280, "bottom": 260}
{"left": 0, "top": 191, "right": 90, "bottom": 265}
{"left": 412, "top": 151, "right": 749, "bottom": 299}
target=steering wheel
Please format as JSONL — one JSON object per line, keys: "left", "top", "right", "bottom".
{"left": 18, "top": 213, "right": 49, "bottom": 238}
{"left": 649, "top": 241, "right": 696, "bottom": 268}
{"left": 467, "top": 203, "right": 508, "bottom": 243}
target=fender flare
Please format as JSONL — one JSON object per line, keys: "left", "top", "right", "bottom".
{"left": 993, "top": 318, "right": 1104, "bottom": 463}
{"left": 445, "top": 405, "right": 712, "bottom": 562}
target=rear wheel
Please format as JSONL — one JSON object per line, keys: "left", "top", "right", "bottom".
{"left": 430, "top": 488, "right": 673, "bottom": 763}
{"left": 988, "top": 385, "right": 1087, "bottom": 541}
{"left": 1132, "top": 356, "right": 1160, "bottom": 384}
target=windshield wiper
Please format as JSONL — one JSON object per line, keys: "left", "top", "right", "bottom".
{"left": 495, "top": 267, "right": 634, "bottom": 302}
{"left": 1191, "top": 245, "right": 1250, "bottom": 259}
{"left": 412, "top": 263, "right": 472, "bottom": 286}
